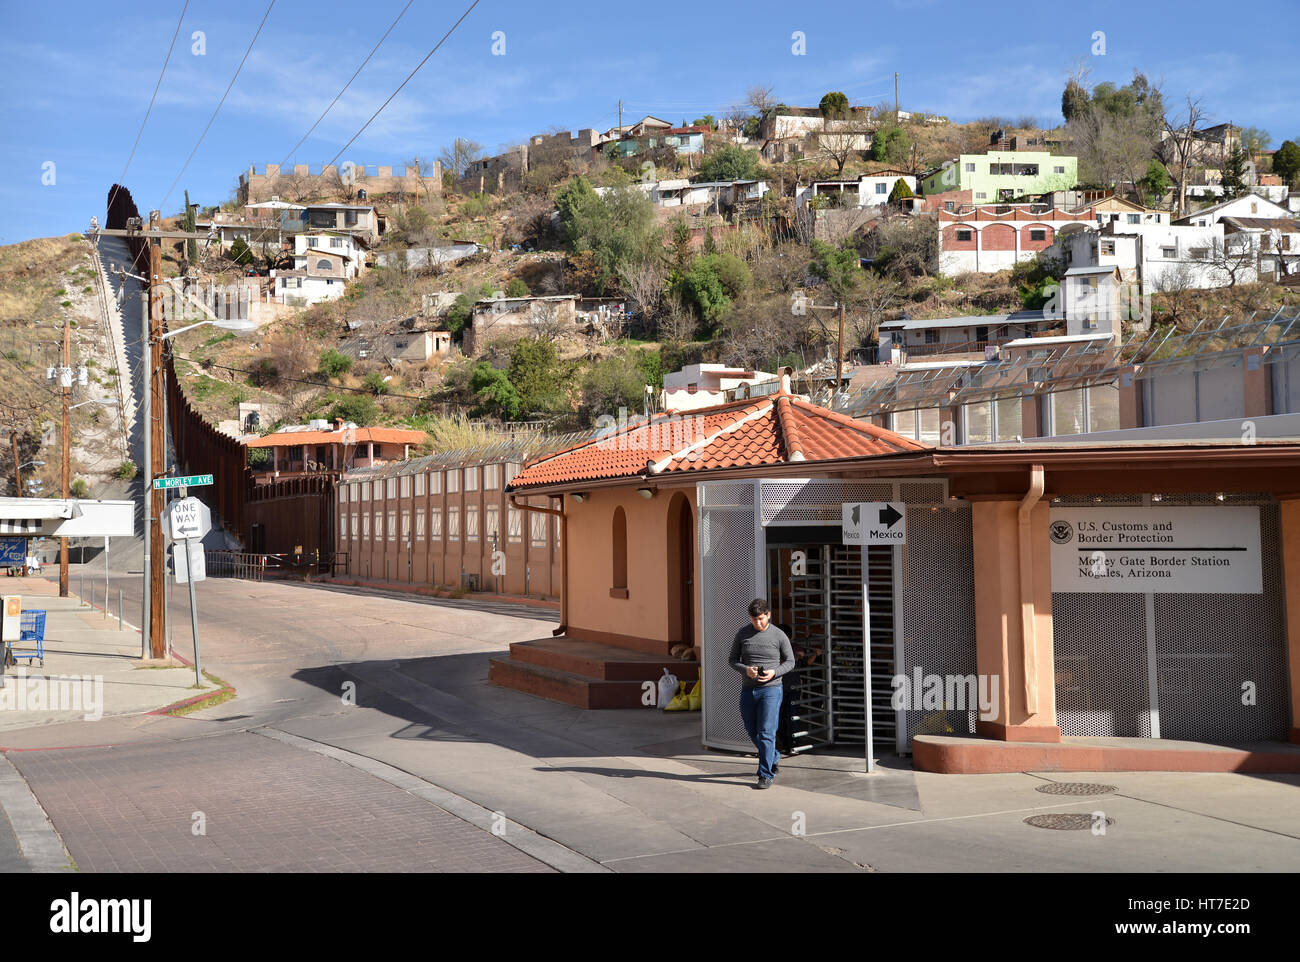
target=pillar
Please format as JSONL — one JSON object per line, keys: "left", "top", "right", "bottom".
{"left": 1280, "top": 498, "right": 1300, "bottom": 744}
{"left": 1242, "top": 346, "right": 1272, "bottom": 419}
{"left": 969, "top": 496, "right": 1060, "bottom": 742}
{"left": 1117, "top": 366, "right": 1143, "bottom": 429}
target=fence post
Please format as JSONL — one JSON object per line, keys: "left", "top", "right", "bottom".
{"left": 118, "top": 589, "right": 122, "bottom": 630}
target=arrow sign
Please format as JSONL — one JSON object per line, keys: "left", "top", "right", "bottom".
{"left": 167, "top": 497, "right": 212, "bottom": 543}
{"left": 843, "top": 502, "right": 907, "bottom": 545}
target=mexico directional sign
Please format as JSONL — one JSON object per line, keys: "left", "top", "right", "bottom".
{"left": 167, "top": 497, "right": 212, "bottom": 542}
{"left": 153, "top": 474, "right": 213, "bottom": 490}
{"left": 842, "top": 501, "right": 907, "bottom": 545}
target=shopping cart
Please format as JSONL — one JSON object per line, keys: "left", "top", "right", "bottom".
{"left": 10, "top": 610, "right": 46, "bottom": 667}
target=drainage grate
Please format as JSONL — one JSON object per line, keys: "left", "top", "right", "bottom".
{"left": 1035, "top": 782, "right": 1116, "bottom": 796}
{"left": 1024, "top": 813, "right": 1114, "bottom": 830}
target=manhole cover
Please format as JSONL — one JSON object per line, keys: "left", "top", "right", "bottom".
{"left": 1035, "top": 782, "right": 1116, "bottom": 796}
{"left": 1024, "top": 813, "right": 1114, "bottom": 830}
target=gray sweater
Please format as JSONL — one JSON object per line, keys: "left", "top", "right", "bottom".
{"left": 729, "top": 624, "right": 795, "bottom": 688}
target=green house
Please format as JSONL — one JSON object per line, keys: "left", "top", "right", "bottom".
{"left": 922, "top": 150, "right": 1077, "bottom": 201}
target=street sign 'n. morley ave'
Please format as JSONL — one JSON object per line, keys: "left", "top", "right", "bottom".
{"left": 153, "top": 474, "right": 213, "bottom": 490}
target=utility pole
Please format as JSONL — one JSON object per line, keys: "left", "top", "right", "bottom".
{"left": 837, "top": 301, "right": 846, "bottom": 393}
{"left": 894, "top": 72, "right": 899, "bottom": 119}
{"left": 148, "top": 211, "right": 166, "bottom": 658}
{"left": 59, "top": 309, "right": 70, "bottom": 597}
{"left": 10, "top": 433, "right": 20, "bottom": 498}
{"left": 618, "top": 99, "right": 623, "bottom": 132}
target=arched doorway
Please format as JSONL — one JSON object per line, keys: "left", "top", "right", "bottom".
{"left": 666, "top": 493, "right": 695, "bottom": 647}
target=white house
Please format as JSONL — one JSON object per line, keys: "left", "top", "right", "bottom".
{"left": 661, "top": 364, "right": 778, "bottom": 411}
{"left": 875, "top": 311, "right": 1057, "bottom": 360}
{"left": 797, "top": 172, "right": 917, "bottom": 209}
{"left": 1175, "top": 194, "right": 1290, "bottom": 228}
{"left": 271, "top": 231, "right": 366, "bottom": 305}
{"left": 1220, "top": 216, "right": 1300, "bottom": 279}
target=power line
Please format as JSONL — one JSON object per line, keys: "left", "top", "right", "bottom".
{"left": 324, "top": 0, "right": 481, "bottom": 168}
{"left": 278, "top": 0, "right": 414, "bottom": 168}
{"left": 106, "top": 0, "right": 191, "bottom": 224}
{"left": 159, "top": 0, "right": 277, "bottom": 212}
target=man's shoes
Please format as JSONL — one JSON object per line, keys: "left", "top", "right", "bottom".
{"left": 772, "top": 764, "right": 780, "bottom": 776}
{"left": 756, "top": 777, "right": 772, "bottom": 790}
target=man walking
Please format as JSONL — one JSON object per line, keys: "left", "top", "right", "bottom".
{"left": 729, "top": 599, "right": 795, "bottom": 789}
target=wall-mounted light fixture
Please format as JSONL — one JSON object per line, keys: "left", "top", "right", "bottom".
{"left": 636, "top": 487, "right": 654, "bottom": 500}
{"left": 1151, "top": 493, "right": 1163, "bottom": 503}
{"left": 570, "top": 492, "right": 587, "bottom": 503}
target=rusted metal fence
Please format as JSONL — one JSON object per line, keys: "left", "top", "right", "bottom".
{"left": 208, "top": 550, "right": 346, "bottom": 580}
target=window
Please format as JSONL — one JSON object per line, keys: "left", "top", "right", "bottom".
{"left": 464, "top": 467, "right": 478, "bottom": 491}
{"left": 288, "top": 445, "right": 304, "bottom": 462}
{"left": 448, "top": 506, "right": 460, "bottom": 540}
{"left": 483, "top": 464, "right": 499, "bottom": 489}
{"left": 956, "top": 229, "right": 973, "bottom": 242}
{"left": 1161, "top": 246, "right": 1176, "bottom": 258}
{"left": 1127, "top": 213, "right": 1141, "bottom": 224}
{"left": 989, "top": 164, "right": 998, "bottom": 175}
{"left": 875, "top": 182, "right": 888, "bottom": 194}
{"left": 340, "top": 485, "right": 349, "bottom": 504}
{"left": 415, "top": 472, "right": 425, "bottom": 496}
{"left": 316, "top": 259, "right": 333, "bottom": 271}
{"left": 1054, "top": 165, "right": 1065, "bottom": 174}
{"left": 1189, "top": 247, "right": 1209, "bottom": 260}
{"left": 466, "top": 505, "right": 479, "bottom": 541}
{"left": 373, "top": 511, "right": 381, "bottom": 540}
{"left": 609, "top": 506, "right": 629, "bottom": 591}
{"left": 530, "top": 512, "right": 547, "bottom": 547}
{"left": 504, "top": 463, "right": 520, "bottom": 484}
{"left": 485, "top": 504, "right": 499, "bottom": 542}
{"left": 964, "top": 163, "right": 975, "bottom": 172}
{"left": 340, "top": 514, "right": 348, "bottom": 539}
{"left": 924, "top": 329, "right": 941, "bottom": 344}
{"left": 416, "top": 508, "right": 425, "bottom": 539}
{"left": 401, "top": 510, "right": 411, "bottom": 541}
{"left": 387, "top": 478, "right": 397, "bottom": 499}
{"left": 554, "top": 515, "right": 562, "bottom": 547}
{"left": 429, "top": 507, "right": 442, "bottom": 539}
{"left": 447, "top": 470, "right": 459, "bottom": 493}
{"left": 387, "top": 510, "right": 396, "bottom": 541}
{"left": 975, "top": 192, "right": 987, "bottom": 200}
{"left": 944, "top": 201, "right": 955, "bottom": 212}
{"left": 371, "top": 480, "right": 381, "bottom": 500}
{"left": 362, "top": 513, "right": 370, "bottom": 539}
{"left": 1030, "top": 229, "right": 1046, "bottom": 242}
{"left": 1101, "top": 240, "right": 1115, "bottom": 256}
{"left": 507, "top": 505, "right": 522, "bottom": 542}
{"left": 330, "top": 237, "right": 343, "bottom": 248}
{"left": 429, "top": 471, "right": 441, "bottom": 494}
{"left": 400, "top": 475, "right": 411, "bottom": 498}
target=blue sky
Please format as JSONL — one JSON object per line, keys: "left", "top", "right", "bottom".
{"left": 1, "top": 0, "right": 1296, "bottom": 244}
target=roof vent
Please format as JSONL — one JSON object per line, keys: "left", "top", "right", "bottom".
{"left": 308, "top": 419, "right": 329, "bottom": 430}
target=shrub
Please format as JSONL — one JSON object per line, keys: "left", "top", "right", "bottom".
{"left": 505, "top": 277, "right": 530, "bottom": 298}
{"left": 116, "top": 460, "right": 137, "bottom": 481}
{"left": 362, "top": 371, "right": 390, "bottom": 395}
{"left": 70, "top": 478, "right": 90, "bottom": 498}
{"left": 325, "top": 393, "right": 379, "bottom": 426}
{"left": 318, "top": 348, "right": 353, "bottom": 378}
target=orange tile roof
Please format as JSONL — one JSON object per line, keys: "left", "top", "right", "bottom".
{"left": 245, "top": 427, "right": 426, "bottom": 448}
{"left": 508, "top": 391, "right": 927, "bottom": 490}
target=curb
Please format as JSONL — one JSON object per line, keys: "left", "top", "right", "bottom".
{"left": 253, "top": 726, "right": 608, "bottom": 874}
{"left": 316, "top": 577, "right": 561, "bottom": 611}
{"left": 0, "top": 754, "right": 74, "bottom": 871}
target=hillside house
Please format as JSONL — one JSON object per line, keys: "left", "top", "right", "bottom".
{"left": 922, "top": 150, "right": 1078, "bottom": 201}
{"left": 464, "top": 294, "right": 579, "bottom": 355}
{"left": 936, "top": 204, "right": 1095, "bottom": 274}
{"left": 270, "top": 231, "right": 367, "bottom": 305}
{"left": 1175, "top": 194, "right": 1291, "bottom": 227}
{"left": 244, "top": 420, "right": 427, "bottom": 483}
{"left": 661, "top": 364, "right": 778, "bottom": 411}
{"left": 876, "top": 311, "right": 1058, "bottom": 361}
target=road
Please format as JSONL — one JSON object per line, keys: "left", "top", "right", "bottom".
{"left": 4, "top": 568, "right": 1300, "bottom": 874}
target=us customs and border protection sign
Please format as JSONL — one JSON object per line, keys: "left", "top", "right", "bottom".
{"left": 1049, "top": 506, "right": 1262, "bottom": 593}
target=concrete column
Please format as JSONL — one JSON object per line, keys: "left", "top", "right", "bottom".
{"left": 1118, "top": 366, "right": 1143, "bottom": 429}
{"left": 272, "top": 447, "right": 279, "bottom": 472}
{"left": 970, "top": 497, "right": 1060, "bottom": 742}
{"left": 1021, "top": 391, "right": 1044, "bottom": 438}
{"left": 974, "top": 223, "right": 982, "bottom": 272}
{"left": 1280, "top": 498, "right": 1300, "bottom": 744}
{"left": 1242, "top": 346, "right": 1272, "bottom": 419}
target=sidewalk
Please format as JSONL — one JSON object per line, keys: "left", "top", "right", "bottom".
{"left": 0, "top": 577, "right": 213, "bottom": 736}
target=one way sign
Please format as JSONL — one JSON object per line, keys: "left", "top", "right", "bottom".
{"left": 167, "top": 497, "right": 212, "bottom": 542}
{"left": 842, "top": 502, "right": 907, "bottom": 545}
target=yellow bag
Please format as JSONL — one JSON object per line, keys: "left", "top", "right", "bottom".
{"left": 687, "top": 680, "right": 702, "bottom": 711}
{"left": 665, "top": 680, "right": 691, "bottom": 711}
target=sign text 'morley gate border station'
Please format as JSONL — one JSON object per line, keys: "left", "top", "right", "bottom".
{"left": 1048, "top": 505, "right": 1263, "bottom": 594}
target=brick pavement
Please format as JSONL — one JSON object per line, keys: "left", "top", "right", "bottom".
{"left": 9, "top": 732, "right": 551, "bottom": 873}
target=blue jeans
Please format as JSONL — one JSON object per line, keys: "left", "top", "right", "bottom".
{"left": 740, "top": 684, "right": 783, "bottom": 780}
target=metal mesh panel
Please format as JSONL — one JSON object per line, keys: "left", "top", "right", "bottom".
{"left": 699, "top": 482, "right": 757, "bottom": 750}
{"left": 1052, "top": 593, "right": 1153, "bottom": 737}
{"left": 1051, "top": 493, "right": 1288, "bottom": 742}
{"left": 898, "top": 502, "right": 978, "bottom": 749}
{"left": 1151, "top": 495, "right": 1288, "bottom": 742}
{"left": 760, "top": 480, "right": 893, "bottom": 525}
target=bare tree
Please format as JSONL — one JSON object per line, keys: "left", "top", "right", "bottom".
{"left": 439, "top": 138, "right": 485, "bottom": 182}
{"left": 1204, "top": 236, "right": 1258, "bottom": 288}
{"left": 1163, "top": 96, "right": 1207, "bottom": 218}
{"left": 659, "top": 291, "right": 698, "bottom": 344}
{"left": 404, "top": 156, "right": 437, "bottom": 203}
{"left": 1151, "top": 261, "right": 1200, "bottom": 328}
{"left": 618, "top": 258, "right": 667, "bottom": 332}
{"left": 745, "top": 85, "right": 777, "bottom": 116}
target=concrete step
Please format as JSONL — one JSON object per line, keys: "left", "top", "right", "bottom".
{"left": 506, "top": 637, "right": 698, "bottom": 682}
{"left": 489, "top": 656, "right": 696, "bottom": 710}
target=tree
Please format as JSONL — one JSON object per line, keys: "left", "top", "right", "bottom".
{"left": 619, "top": 258, "right": 667, "bottom": 332}
{"left": 325, "top": 393, "right": 379, "bottom": 427}
{"left": 1274, "top": 140, "right": 1300, "bottom": 187}
{"left": 872, "top": 126, "right": 911, "bottom": 166}
{"left": 1137, "top": 160, "right": 1172, "bottom": 206}
{"left": 470, "top": 362, "right": 522, "bottom": 420}
{"left": 887, "top": 178, "right": 914, "bottom": 203}
{"left": 1205, "top": 236, "right": 1257, "bottom": 287}
{"left": 182, "top": 190, "right": 198, "bottom": 266}
{"left": 1061, "top": 61, "right": 1091, "bottom": 123}
{"left": 1164, "top": 95, "right": 1208, "bottom": 217}
{"left": 1239, "top": 127, "right": 1271, "bottom": 164}
{"left": 819, "top": 91, "right": 849, "bottom": 119}
{"left": 439, "top": 138, "right": 484, "bottom": 181}
{"left": 1220, "top": 145, "right": 1249, "bottom": 199}
{"left": 554, "top": 178, "right": 659, "bottom": 292}
{"left": 319, "top": 348, "right": 353, "bottom": 378}
{"left": 1067, "top": 71, "right": 1165, "bottom": 193}
{"left": 674, "top": 257, "right": 732, "bottom": 330}
{"left": 690, "top": 115, "right": 717, "bottom": 129}
{"left": 505, "top": 277, "right": 530, "bottom": 298}
{"left": 229, "top": 237, "right": 254, "bottom": 267}
{"left": 508, "top": 337, "right": 568, "bottom": 415}
{"left": 695, "top": 145, "right": 761, "bottom": 182}
{"left": 746, "top": 85, "right": 777, "bottom": 117}
{"left": 580, "top": 353, "right": 648, "bottom": 424}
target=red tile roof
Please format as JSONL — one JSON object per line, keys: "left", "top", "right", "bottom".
{"left": 508, "top": 390, "right": 927, "bottom": 490}
{"left": 245, "top": 427, "right": 426, "bottom": 448}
